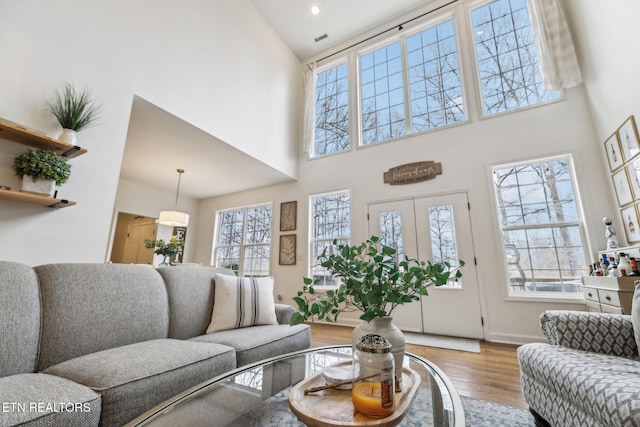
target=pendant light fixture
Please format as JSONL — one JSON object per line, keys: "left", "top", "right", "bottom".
{"left": 158, "top": 168, "right": 189, "bottom": 227}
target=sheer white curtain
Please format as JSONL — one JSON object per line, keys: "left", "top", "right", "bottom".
{"left": 526, "top": 0, "right": 582, "bottom": 90}
{"left": 303, "top": 63, "right": 316, "bottom": 157}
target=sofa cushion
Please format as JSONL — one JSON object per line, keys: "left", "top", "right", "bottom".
{"left": 0, "top": 373, "right": 101, "bottom": 427}
{"left": 0, "top": 261, "right": 40, "bottom": 377}
{"left": 518, "top": 342, "right": 640, "bottom": 426}
{"left": 191, "top": 324, "right": 310, "bottom": 366}
{"left": 157, "top": 267, "right": 235, "bottom": 339}
{"left": 206, "top": 275, "right": 278, "bottom": 333}
{"left": 35, "top": 263, "right": 170, "bottom": 371}
{"left": 42, "top": 338, "right": 236, "bottom": 427}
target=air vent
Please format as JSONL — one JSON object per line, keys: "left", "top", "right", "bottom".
{"left": 314, "top": 33, "right": 328, "bottom": 42}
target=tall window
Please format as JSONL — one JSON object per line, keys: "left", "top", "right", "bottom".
{"left": 213, "top": 204, "right": 272, "bottom": 276}
{"left": 360, "top": 42, "right": 406, "bottom": 145}
{"left": 492, "top": 156, "right": 586, "bottom": 294}
{"left": 471, "top": 0, "right": 559, "bottom": 115}
{"left": 315, "top": 63, "right": 350, "bottom": 157}
{"left": 309, "top": 190, "right": 351, "bottom": 285}
{"left": 407, "top": 18, "right": 466, "bottom": 131}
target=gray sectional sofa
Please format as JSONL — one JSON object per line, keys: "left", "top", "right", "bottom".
{"left": 0, "top": 261, "right": 310, "bottom": 427}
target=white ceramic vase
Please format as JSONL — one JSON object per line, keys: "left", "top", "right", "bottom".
{"left": 352, "top": 316, "right": 405, "bottom": 390}
{"left": 59, "top": 128, "right": 77, "bottom": 145}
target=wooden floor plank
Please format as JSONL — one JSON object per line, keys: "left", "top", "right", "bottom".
{"left": 308, "top": 322, "right": 527, "bottom": 409}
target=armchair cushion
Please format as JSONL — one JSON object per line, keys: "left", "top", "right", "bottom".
{"left": 540, "top": 310, "right": 637, "bottom": 358}
{"left": 632, "top": 281, "right": 640, "bottom": 352}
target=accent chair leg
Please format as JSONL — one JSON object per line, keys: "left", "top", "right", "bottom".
{"left": 529, "top": 408, "right": 551, "bottom": 427}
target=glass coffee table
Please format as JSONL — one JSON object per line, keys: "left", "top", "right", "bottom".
{"left": 126, "top": 345, "right": 464, "bottom": 426}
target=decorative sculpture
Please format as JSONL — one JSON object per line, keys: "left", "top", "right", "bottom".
{"left": 604, "top": 217, "right": 619, "bottom": 249}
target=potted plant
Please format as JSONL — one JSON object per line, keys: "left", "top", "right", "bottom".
{"left": 145, "top": 236, "right": 184, "bottom": 267}
{"left": 13, "top": 149, "right": 71, "bottom": 196}
{"left": 291, "top": 236, "right": 463, "bottom": 387}
{"left": 47, "top": 83, "right": 102, "bottom": 144}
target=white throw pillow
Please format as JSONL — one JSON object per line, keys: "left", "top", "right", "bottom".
{"left": 633, "top": 280, "right": 640, "bottom": 351}
{"left": 206, "top": 274, "right": 278, "bottom": 333}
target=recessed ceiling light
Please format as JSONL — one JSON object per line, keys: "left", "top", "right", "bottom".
{"left": 310, "top": 5, "right": 321, "bottom": 15}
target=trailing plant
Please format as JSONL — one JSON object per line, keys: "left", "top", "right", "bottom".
{"left": 145, "top": 236, "right": 184, "bottom": 257}
{"left": 291, "top": 236, "right": 464, "bottom": 325}
{"left": 47, "top": 83, "right": 102, "bottom": 131}
{"left": 13, "top": 149, "right": 71, "bottom": 185}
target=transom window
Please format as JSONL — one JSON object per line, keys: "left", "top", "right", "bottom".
{"left": 315, "top": 63, "right": 350, "bottom": 157}
{"left": 213, "top": 204, "right": 272, "bottom": 276}
{"left": 471, "top": 0, "right": 558, "bottom": 115}
{"left": 492, "top": 156, "right": 586, "bottom": 294}
{"left": 309, "top": 190, "right": 351, "bottom": 285}
{"left": 307, "top": 0, "right": 558, "bottom": 158}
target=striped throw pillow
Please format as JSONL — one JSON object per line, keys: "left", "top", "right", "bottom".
{"left": 206, "top": 274, "right": 278, "bottom": 333}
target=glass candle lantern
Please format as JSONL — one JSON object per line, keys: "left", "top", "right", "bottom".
{"left": 352, "top": 334, "right": 395, "bottom": 418}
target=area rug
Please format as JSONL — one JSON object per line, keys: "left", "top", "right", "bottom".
{"left": 228, "top": 388, "right": 534, "bottom": 426}
{"left": 404, "top": 332, "right": 481, "bottom": 353}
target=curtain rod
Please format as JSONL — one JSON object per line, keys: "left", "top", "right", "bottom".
{"left": 312, "top": 0, "right": 459, "bottom": 65}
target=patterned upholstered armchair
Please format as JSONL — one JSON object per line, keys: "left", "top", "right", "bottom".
{"left": 517, "top": 310, "right": 640, "bottom": 427}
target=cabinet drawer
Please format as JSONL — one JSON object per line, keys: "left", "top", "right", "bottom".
{"left": 585, "top": 300, "right": 601, "bottom": 312}
{"left": 597, "top": 289, "right": 621, "bottom": 307}
{"left": 601, "top": 304, "right": 623, "bottom": 314}
{"left": 583, "top": 288, "right": 599, "bottom": 302}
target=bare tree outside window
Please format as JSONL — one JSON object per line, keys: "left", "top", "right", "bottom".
{"left": 407, "top": 18, "right": 466, "bottom": 131}
{"left": 360, "top": 42, "right": 406, "bottom": 145}
{"left": 310, "top": 191, "right": 351, "bottom": 285}
{"left": 492, "top": 157, "right": 586, "bottom": 293}
{"left": 471, "top": 0, "right": 559, "bottom": 115}
{"left": 315, "top": 64, "right": 350, "bottom": 157}
{"left": 213, "top": 205, "right": 272, "bottom": 276}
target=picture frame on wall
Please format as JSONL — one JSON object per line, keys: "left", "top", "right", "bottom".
{"left": 619, "top": 115, "right": 640, "bottom": 161}
{"left": 279, "top": 234, "right": 296, "bottom": 265}
{"left": 280, "top": 201, "right": 297, "bottom": 231}
{"left": 621, "top": 204, "right": 640, "bottom": 243}
{"left": 613, "top": 168, "right": 634, "bottom": 206}
{"left": 604, "top": 132, "right": 623, "bottom": 171}
{"left": 628, "top": 158, "right": 640, "bottom": 199}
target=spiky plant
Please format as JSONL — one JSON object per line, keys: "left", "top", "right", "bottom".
{"left": 47, "top": 83, "right": 102, "bottom": 131}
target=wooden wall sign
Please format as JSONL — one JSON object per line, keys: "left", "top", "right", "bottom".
{"left": 383, "top": 161, "right": 442, "bottom": 185}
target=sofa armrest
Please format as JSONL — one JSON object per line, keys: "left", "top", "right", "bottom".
{"left": 275, "top": 303, "right": 295, "bottom": 325}
{"left": 540, "top": 310, "right": 638, "bottom": 358}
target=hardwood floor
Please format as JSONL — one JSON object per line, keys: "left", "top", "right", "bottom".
{"left": 309, "top": 322, "right": 527, "bottom": 409}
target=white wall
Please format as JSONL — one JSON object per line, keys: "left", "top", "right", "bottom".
{"left": 0, "top": 0, "right": 300, "bottom": 265}
{"left": 564, "top": 0, "right": 640, "bottom": 143}
{"left": 196, "top": 84, "right": 612, "bottom": 343}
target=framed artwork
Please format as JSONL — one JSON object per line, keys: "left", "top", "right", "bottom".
{"left": 619, "top": 115, "right": 640, "bottom": 161}
{"left": 621, "top": 204, "right": 640, "bottom": 243}
{"left": 604, "top": 132, "right": 623, "bottom": 171}
{"left": 628, "top": 158, "right": 640, "bottom": 199}
{"left": 280, "top": 201, "right": 297, "bottom": 231}
{"left": 613, "top": 168, "right": 633, "bottom": 206}
{"left": 279, "top": 234, "right": 296, "bottom": 265}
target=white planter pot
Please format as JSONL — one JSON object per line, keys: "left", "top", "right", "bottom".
{"left": 21, "top": 175, "right": 55, "bottom": 197}
{"left": 352, "top": 316, "right": 405, "bottom": 390}
{"left": 58, "top": 128, "right": 77, "bottom": 145}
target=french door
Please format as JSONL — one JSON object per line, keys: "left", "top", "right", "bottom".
{"left": 368, "top": 192, "right": 483, "bottom": 339}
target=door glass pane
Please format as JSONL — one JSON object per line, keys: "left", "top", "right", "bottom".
{"left": 379, "top": 210, "right": 404, "bottom": 261}
{"left": 428, "top": 204, "right": 461, "bottom": 288}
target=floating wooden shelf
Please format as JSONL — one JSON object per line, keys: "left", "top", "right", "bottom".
{"left": 0, "top": 119, "right": 87, "bottom": 158}
{"left": 0, "top": 188, "right": 76, "bottom": 208}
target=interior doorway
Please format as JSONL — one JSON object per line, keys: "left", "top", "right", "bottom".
{"left": 110, "top": 212, "right": 157, "bottom": 265}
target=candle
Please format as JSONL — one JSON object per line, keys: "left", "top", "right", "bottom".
{"left": 352, "top": 382, "right": 394, "bottom": 417}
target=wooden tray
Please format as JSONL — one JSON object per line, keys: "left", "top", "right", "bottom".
{"left": 288, "top": 363, "right": 421, "bottom": 427}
